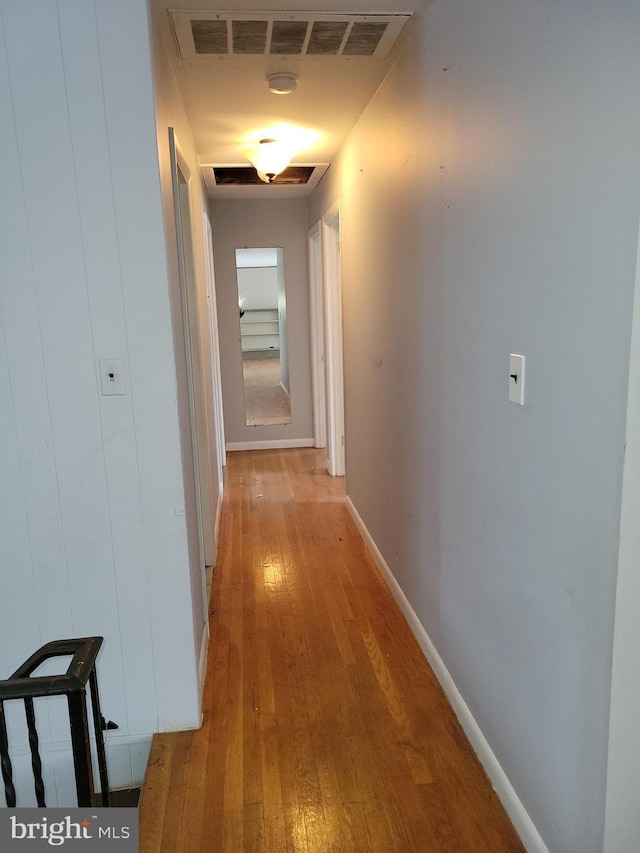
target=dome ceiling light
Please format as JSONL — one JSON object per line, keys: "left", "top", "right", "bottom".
{"left": 246, "top": 138, "right": 295, "bottom": 183}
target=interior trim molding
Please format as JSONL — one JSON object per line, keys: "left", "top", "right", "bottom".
{"left": 214, "top": 486, "right": 223, "bottom": 550}
{"left": 345, "top": 494, "right": 550, "bottom": 853}
{"left": 226, "top": 438, "right": 314, "bottom": 451}
{"left": 198, "top": 622, "right": 209, "bottom": 696}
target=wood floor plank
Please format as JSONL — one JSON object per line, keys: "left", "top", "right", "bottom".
{"left": 139, "top": 449, "right": 525, "bottom": 853}
{"left": 361, "top": 794, "right": 414, "bottom": 853}
{"left": 138, "top": 734, "right": 175, "bottom": 850}
{"left": 259, "top": 712, "right": 287, "bottom": 853}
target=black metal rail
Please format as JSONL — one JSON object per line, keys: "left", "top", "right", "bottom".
{"left": 0, "top": 637, "right": 112, "bottom": 808}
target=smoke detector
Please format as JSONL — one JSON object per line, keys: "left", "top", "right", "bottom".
{"left": 267, "top": 72, "right": 297, "bottom": 94}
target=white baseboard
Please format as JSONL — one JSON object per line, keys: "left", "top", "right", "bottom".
{"left": 226, "top": 438, "right": 314, "bottom": 451}
{"left": 345, "top": 495, "right": 549, "bottom": 853}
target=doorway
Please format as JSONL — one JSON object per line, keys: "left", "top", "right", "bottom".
{"left": 309, "top": 203, "right": 345, "bottom": 477}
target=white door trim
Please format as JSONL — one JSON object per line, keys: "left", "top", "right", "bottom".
{"left": 321, "top": 202, "right": 345, "bottom": 477}
{"left": 203, "top": 212, "right": 226, "bottom": 555}
{"left": 308, "top": 221, "right": 327, "bottom": 450}
{"left": 603, "top": 214, "right": 640, "bottom": 852}
{"left": 203, "top": 214, "right": 226, "bottom": 480}
{"left": 168, "top": 127, "right": 208, "bottom": 627}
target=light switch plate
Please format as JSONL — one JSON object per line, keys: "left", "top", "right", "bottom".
{"left": 509, "top": 353, "right": 525, "bottom": 405}
{"left": 99, "top": 359, "right": 126, "bottom": 396}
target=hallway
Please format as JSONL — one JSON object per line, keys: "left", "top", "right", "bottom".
{"left": 139, "top": 449, "right": 523, "bottom": 852}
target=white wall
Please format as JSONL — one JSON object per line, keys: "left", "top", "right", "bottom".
{"left": 310, "top": 1, "right": 640, "bottom": 851}
{"left": 0, "top": 0, "right": 203, "bottom": 805}
{"left": 210, "top": 199, "right": 313, "bottom": 447}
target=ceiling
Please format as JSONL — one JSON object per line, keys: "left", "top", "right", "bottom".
{"left": 151, "top": 0, "right": 421, "bottom": 198}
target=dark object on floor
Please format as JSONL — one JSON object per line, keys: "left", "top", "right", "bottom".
{"left": 108, "top": 787, "right": 141, "bottom": 808}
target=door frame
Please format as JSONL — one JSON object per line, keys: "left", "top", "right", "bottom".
{"left": 603, "top": 216, "right": 640, "bottom": 851}
{"left": 203, "top": 212, "right": 226, "bottom": 548}
{"left": 168, "top": 128, "right": 209, "bottom": 628}
{"left": 308, "top": 221, "right": 327, "bottom": 451}
{"left": 203, "top": 214, "right": 226, "bottom": 479}
{"left": 309, "top": 202, "right": 345, "bottom": 477}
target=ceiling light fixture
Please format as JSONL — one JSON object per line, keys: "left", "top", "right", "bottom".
{"left": 246, "top": 138, "right": 294, "bottom": 183}
{"left": 267, "top": 72, "right": 297, "bottom": 95}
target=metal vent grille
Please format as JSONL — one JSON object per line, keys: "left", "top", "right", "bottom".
{"left": 171, "top": 11, "right": 411, "bottom": 61}
{"left": 191, "top": 20, "right": 227, "bottom": 53}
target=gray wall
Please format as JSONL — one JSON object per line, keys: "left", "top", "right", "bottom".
{"left": 210, "top": 199, "right": 313, "bottom": 446}
{"left": 0, "top": 0, "right": 204, "bottom": 803}
{"left": 310, "top": 1, "right": 640, "bottom": 851}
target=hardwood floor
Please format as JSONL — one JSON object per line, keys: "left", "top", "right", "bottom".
{"left": 139, "top": 449, "right": 524, "bottom": 852}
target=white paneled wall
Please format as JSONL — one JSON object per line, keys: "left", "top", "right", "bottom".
{"left": 0, "top": 0, "right": 202, "bottom": 804}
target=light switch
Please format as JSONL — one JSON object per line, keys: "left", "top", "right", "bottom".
{"left": 509, "top": 354, "right": 525, "bottom": 405}
{"left": 99, "top": 359, "right": 126, "bottom": 396}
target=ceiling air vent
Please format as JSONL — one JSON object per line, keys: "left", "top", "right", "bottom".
{"left": 170, "top": 11, "right": 412, "bottom": 61}
{"left": 213, "top": 165, "right": 315, "bottom": 186}
{"left": 201, "top": 163, "right": 329, "bottom": 197}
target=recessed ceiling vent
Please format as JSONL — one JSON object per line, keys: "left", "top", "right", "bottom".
{"left": 170, "top": 11, "right": 412, "bottom": 60}
{"left": 213, "top": 165, "right": 315, "bottom": 185}
{"left": 200, "top": 163, "right": 329, "bottom": 197}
